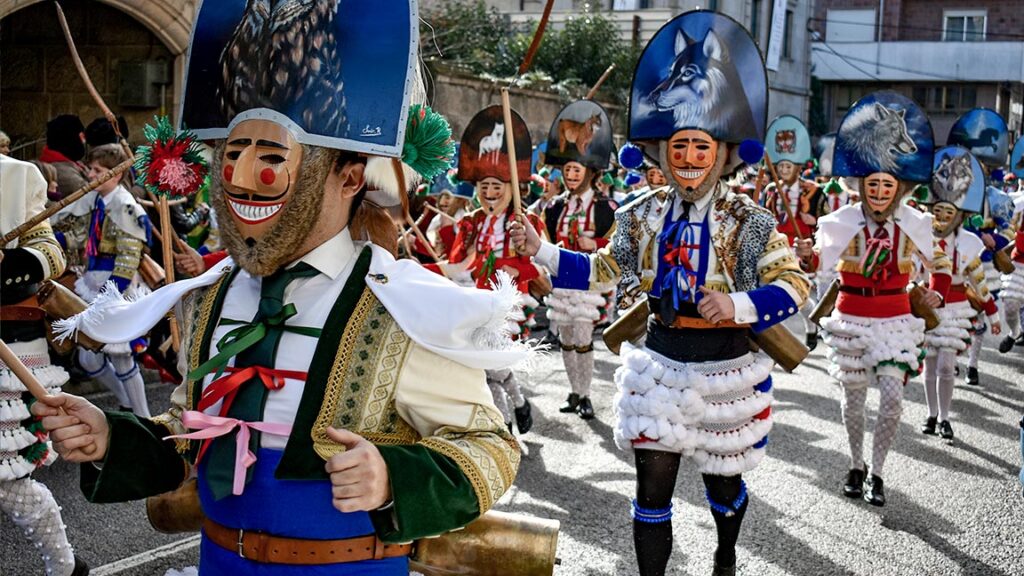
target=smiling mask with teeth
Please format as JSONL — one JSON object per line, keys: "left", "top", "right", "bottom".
{"left": 660, "top": 129, "right": 727, "bottom": 202}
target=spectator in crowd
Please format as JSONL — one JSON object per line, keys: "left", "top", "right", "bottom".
{"left": 39, "top": 114, "right": 88, "bottom": 201}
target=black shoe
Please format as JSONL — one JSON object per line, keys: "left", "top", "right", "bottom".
{"left": 559, "top": 393, "right": 580, "bottom": 413}
{"left": 939, "top": 420, "right": 954, "bottom": 440}
{"left": 577, "top": 396, "right": 595, "bottom": 420}
{"left": 712, "top": 561, "right": 736, "bottom": 576}
{"left": 1015, "top": 333, "right": 1024, "bottom": 347}
{"left": 999, "top": 336, "right": 1016, "bottom": 353}
{"left": 514, "top": 398, "right": 533, "bottom": 434}
{"left": 71, "top": 555, "right": 90, "bottom": 576}
{"left": 965, "top": 366, "right": 980, "bottom": 386}
{"left": 921, "top": 416, "right": 937, "bottom": 435}
{"left": 805, "top": 332, "right": 818, "bottom": 351}
{"left": 864, "top": 475, "right": 886, "bottom": 506}
{"left": 843, "top": 465, "right": 866, "bottom": 498}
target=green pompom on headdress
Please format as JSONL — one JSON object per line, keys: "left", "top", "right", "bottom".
{"left": 402, "top": 104, "right": 455, "bottom": 180}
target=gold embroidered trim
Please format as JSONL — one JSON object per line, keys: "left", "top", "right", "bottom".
{"left": 187, "top": 273, "right": 230, "bottom": 411}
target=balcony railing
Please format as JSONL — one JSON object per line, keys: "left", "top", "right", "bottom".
{"left": 811, "top": 41, "right": 1024, "bottom": 82}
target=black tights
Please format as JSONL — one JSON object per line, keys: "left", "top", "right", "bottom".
{"left": 633, "top": 449, "right": 748, "bottom": 576}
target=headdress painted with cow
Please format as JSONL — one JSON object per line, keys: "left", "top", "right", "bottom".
{"left": 947, "top": 108, "right": 1009, "bottom": 169}
{"left": 545, "top": 100, "right": 613, "bottom": 171}
{"left": 628, "top": 10, "right": 767, "bottom": 200}
{"left": 180, "top": 0, "right": 449, "bottom": 274}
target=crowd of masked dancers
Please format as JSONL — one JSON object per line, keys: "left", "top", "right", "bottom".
{"left": 3, "top": 7, "right": 1024, "bottom": 576}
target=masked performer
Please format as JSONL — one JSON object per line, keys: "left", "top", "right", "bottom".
{"left": 35, "top": 4, "right": 522, "bottom": 575}
{"left": 443, "top": 105, "right": 544, "bottom": 435}
{"left": 947, "top": 109, "right": 1013, "bottom": 385}
{"left": 541, "top": 99, "right": 616, "bottom": 420}
{"left": 1000, "top": 179, "right": 1024, "bottom": 352}
{"left": 1, "top": 155, "right": 88, "bottom": 576}
{"left": 920, "top": 147, "right": 999, "bottom": 441}
{"left": 763, "top": 115, "right": 825, "bottom": 348}
{"left": 51, "top": 144, "right": 153, "bottom": 417}
{"left": 798, "top": 92, "right": 950, "bottom": 506}
{"left": 516, "top": 12, "right": 811, "bottom": 575}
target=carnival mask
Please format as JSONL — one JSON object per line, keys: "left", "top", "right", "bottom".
{"left": 647, "top": 166, "right": 667, "bottom": 187}
{"left": 663, "top": 129, "right": 725, "bottom": 202}
{"left": 931, "top": 202, "right": 963, "bottom": 238}
{"left": 776, "top": 160, "right": 798, "bottom": 185}
{"left": 212, "top": 119, "right": 337, "bottom": 277}
{"left": 477, "top": 177, "right": 511, "bottom": 216}
{"left": 563, "top": 162, "right": 588, "bottom": 193}
{"left": 862, "top": 172, "right": 902, "bottom": 223}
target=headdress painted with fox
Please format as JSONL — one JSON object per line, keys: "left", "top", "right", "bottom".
{"left": 832, "top": 91, "right": 934, "bottom": 183}
{"left": 947, "top": 108, "right": 1009, "bottom": 169}
{"left": 457, "top": 105, "right": 531, "bottom": 184}
{"left": 925, "top": 146, "right": 985, "bottom": 213}
{"left": 545, "top": 100, "right": 613, "bottom": 170}
{"left": 628, "top": 10, "right": 767, "bottom": 145}
{"left": 766, "top": 115, "right": 811, "bottom": 165}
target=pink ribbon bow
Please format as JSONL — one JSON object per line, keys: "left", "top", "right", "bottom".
{"left": 165, "top": 411, "right": 292, "bottom": 496}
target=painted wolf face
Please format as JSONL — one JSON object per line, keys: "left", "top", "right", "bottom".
{"left": 932, "top": 152, "right": 973, "bottom": 205}
{"left": 873, "top": 103, "right": 917, "bottom": 156}
{"left": 649, "top": 29, "right": 727, "bottom": 116}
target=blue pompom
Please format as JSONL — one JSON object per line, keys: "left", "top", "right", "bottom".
{"left": 991, "top": 169, "right": 1005, "bottom": 183}
{"left": 624, "top": 171, "right": 642, "bottom": 186}
{"left": 738, "top": 139, "right": 765, "bottom": 165}
{"left": 618, "top": 143, "right": 645, "bottom": 170}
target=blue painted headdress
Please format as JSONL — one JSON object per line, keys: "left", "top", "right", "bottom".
{"left": 181, "top": 0, "right": 418, "bottom": 157}
{"left": 1010, "top": 138, "right": 1024, "bottom": 179}
{"left": 628, "top": 10, "right": 767, "bottom": 144}
{"left": 947, "top": 108, "right": 1008, "bottom": 169}
{"left": 832, "top": 91, "right": 934, "bottom": 183}
{"left": 765, "top": 115, "right": 812, "bottom": 165}
{"left": 928, "top": 146, "right": 985, "bottom": 213}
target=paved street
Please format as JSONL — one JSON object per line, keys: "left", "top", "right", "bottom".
{"left": 3, "top": 323, "right": 1023, "bottom": 575}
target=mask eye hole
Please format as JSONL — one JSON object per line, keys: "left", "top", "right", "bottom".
{"left": 260, "top": 154, "right": 286, "bottom": 165}
{"left": 226, "top": 150, "right": 241, "bottom": 161}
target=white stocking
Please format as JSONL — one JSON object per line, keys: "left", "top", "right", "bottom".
{"left": 841, "top": 385, "right": 867, "bottom": 470}
{"left": 802, "top": 298, "right": 818, "bottom": 336}
{"left": 77, "top": 349, "right": 130, "bottom": 407}
{"left": 923, "top": 356, "right": 939, "bottom": 418}
{"left": 967, "top": 331, "right": 985, "bottom": 369}
{"left": 1004, "top": 299, "right": 1022, "bottom": 339}
{"left": 108, "top": 353, "right": 150, "bottom": 418}
{"left": 872, "top": 375, "right": 905, "bottom": 477}
{"left": 936, "top": 350, "right": 957, "bottom": 422}
{"left": 486, "top": 372, "right": 512, "bottom": 424}
{"left": 0, "top": 477, "right": 76, "bottom": 576}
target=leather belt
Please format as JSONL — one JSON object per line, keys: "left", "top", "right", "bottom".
{"left": 202, "top": 519, "right": 412, "bottom": 565}
{"left": 838, "top": 286, "right": 905, "bottom": 297}
{"left": 0, "top": 305, "right": 45, "bottom": 322}
{"left": 654, "top": 314, "right": 749, "bottom": 330}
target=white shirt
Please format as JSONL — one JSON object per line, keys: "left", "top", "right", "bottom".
{"left": 478, "top": 213, "right": 508, "bottom": 254}
{"left": 203, "top": 228, "right": 358, "bottom": 449}
{"left": 559, "top": 188, "right": 596, "bottom": 240}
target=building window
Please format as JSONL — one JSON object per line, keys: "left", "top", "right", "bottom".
{"left": 825, "top": 9, "right": 877, "bottom": 43}
{"left": 612, "top": 0, "right": 651, "bottom": 9}
{"left": 943, "top": 10, "right": 986, "bottom": 42}
{"left": 911, "top": 85, "right": 979, "bottom": 115}
{"left": 751, "top": 0, "right": 761, "bottom": 45}
{"left": 783, "top": 9, "right": 793, "bottom": 59}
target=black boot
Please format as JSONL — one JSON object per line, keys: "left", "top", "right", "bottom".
{"left": 514, "top": 398, "right": 533, "bottom": 434}
{"left": 712, "top": 561, "right": 737, "bottom": 576}
{"left": 864, "top": 475, "right": 886, "bottom": 506}
{"left": 843, "top": 464, "right": 866, "bottom": 498}
{"left": 577, "top": 396, "right": 595, "bottom": 420}
{"left": 965, "top": 366, "right": 980, "bottom": 386}
{"left": 921, "top": 416, "right": 937, "bottom": 435}
{"left": 805, "top": 331, "right": 818, "bottom": 351}
{"left": 939, "top": 420, "right": 954, "bottom": 440}
{"left": 559, "top": 393, "right": 580, "bottom": 413}
{"left": 999, "top": 336, "right": 1016, "bottom": 353}
{"left": 71, "top": 555, "right": 90, "bottom": 576}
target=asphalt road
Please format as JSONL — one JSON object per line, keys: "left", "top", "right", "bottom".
{"left": 3, "top": 322, "right": 1023, "bottom": 576}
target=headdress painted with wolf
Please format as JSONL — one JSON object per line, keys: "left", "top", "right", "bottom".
{"left": 1010, "top": 137, "right": 1024, "bottom": 179}
{"left": 545, "top": 100, "right": 613, "bottom": 170}
{"left": 628, "top": 10, "right": 767, "bottom": 144}
{"left": 927, "top": 146, "right": 985, "bottom": 213}
{"left": 765, "top": 115, "right": 811, "bottom": 165}
{"left": 457, "top": 105, "right": 531, "bottom": 184}
{"left": 832, "top": 91, "right": 934, "bottom": 183}
{"left": 816, "top": 133, "right": 836, "bottom": 177}
{"left": 947, "top": 108, "right": 1008, "bottom": 169}
{"left": 180, "top": 0, "right": 417, "bottom": 157}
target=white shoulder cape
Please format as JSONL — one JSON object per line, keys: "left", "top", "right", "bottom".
{"left": 54, "top": 244, "right": 531, "bottom": 371}
{"left": 816, "top": 202, "right": 935, "bottom": 273}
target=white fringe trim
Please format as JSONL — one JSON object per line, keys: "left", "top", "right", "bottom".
{"left": 0, "top": 397, "right": 32, "bottom": 422}
{"left": 692, "top": 446, "right": 767, "bottom": 476}
{"left": 0, "top": 455, "right": 38, "bottom": 481}
{"left": 1001, "top": 265, "right": 1024, "bottom": 301}
{"left": 0, "top": 365, "right": 69, "bottom": 393}
{"left": 469, "top": 271, "right": 546, "bottom": 371}
{"left": 924, "top": 300, "right": 975, "bottom": 354}
{"left": 546, "top": 288, "right": 606, "bottom": 323}
{"left": 821, "top": 312, "right": 924, "bottom": 385}
{"left": 53, "top": 280, "right": 138, "bottom": 347}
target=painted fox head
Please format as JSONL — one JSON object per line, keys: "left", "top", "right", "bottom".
{"left": 649, "top": 29, "right": 727, "bottom": 113}
{"left": 775, "top": 130, "right": 795, "bottom": 154}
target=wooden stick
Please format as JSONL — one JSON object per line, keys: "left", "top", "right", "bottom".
{"left": 752, "top": 164, "right": 766, "bottom": 205}
{"left": 500, "top": 88, "right": 523, "bottom": 216}
{"left": 517, "top": 0, "right": 556, "bottom": 76}
{"left": 0, "top": 339, "right": 96, "bottom": 454}
{"left": 139, "top": 197, "right": 188, "bottom": 208}
{"left": 0, "top": 159, "right": 134, "bottom": 246}
{"left": 585, "top": 64, "right": 616, "bottom": 100}
{"left": 158, "top": 196, "right": 180, "bottom": 352}
{"left": 405, "top": 214, "right": 441, "bottom": 262}
{"left": 424, "top": 203, "right": 457, "bottom": 223}
{"left": 764, "top": 154, "right": 805, "bottom": 241}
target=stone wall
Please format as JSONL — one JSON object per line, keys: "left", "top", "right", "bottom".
{"left": 0, "top": 0, "right": 183, "bottom": 158}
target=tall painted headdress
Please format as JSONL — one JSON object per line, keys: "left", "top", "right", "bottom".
{"left": 816, "top": 133, "right": 836, "bottom": 177}
{"left": 1010, "top": 138, "right": 1024, "bottom": 179}
{"left": 832, "top": 91, "right": 934, "bottom": 183}
{"left": 545, "top": 100, "right": 613, "bottom": 170}
{"left": 927, "top": 146, "right": 985, "bottom": 213}
{"left": 457, "top": 105, "right": 531, "bottom": 184}
{"left": 947, "top": 108, "right": 1009, "bottom": 169}
{"left": 765, "top": 115, "right": 812, "bottom": 165}
{"left": 628, "top": 10, "right": 767, "bottom": 145}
